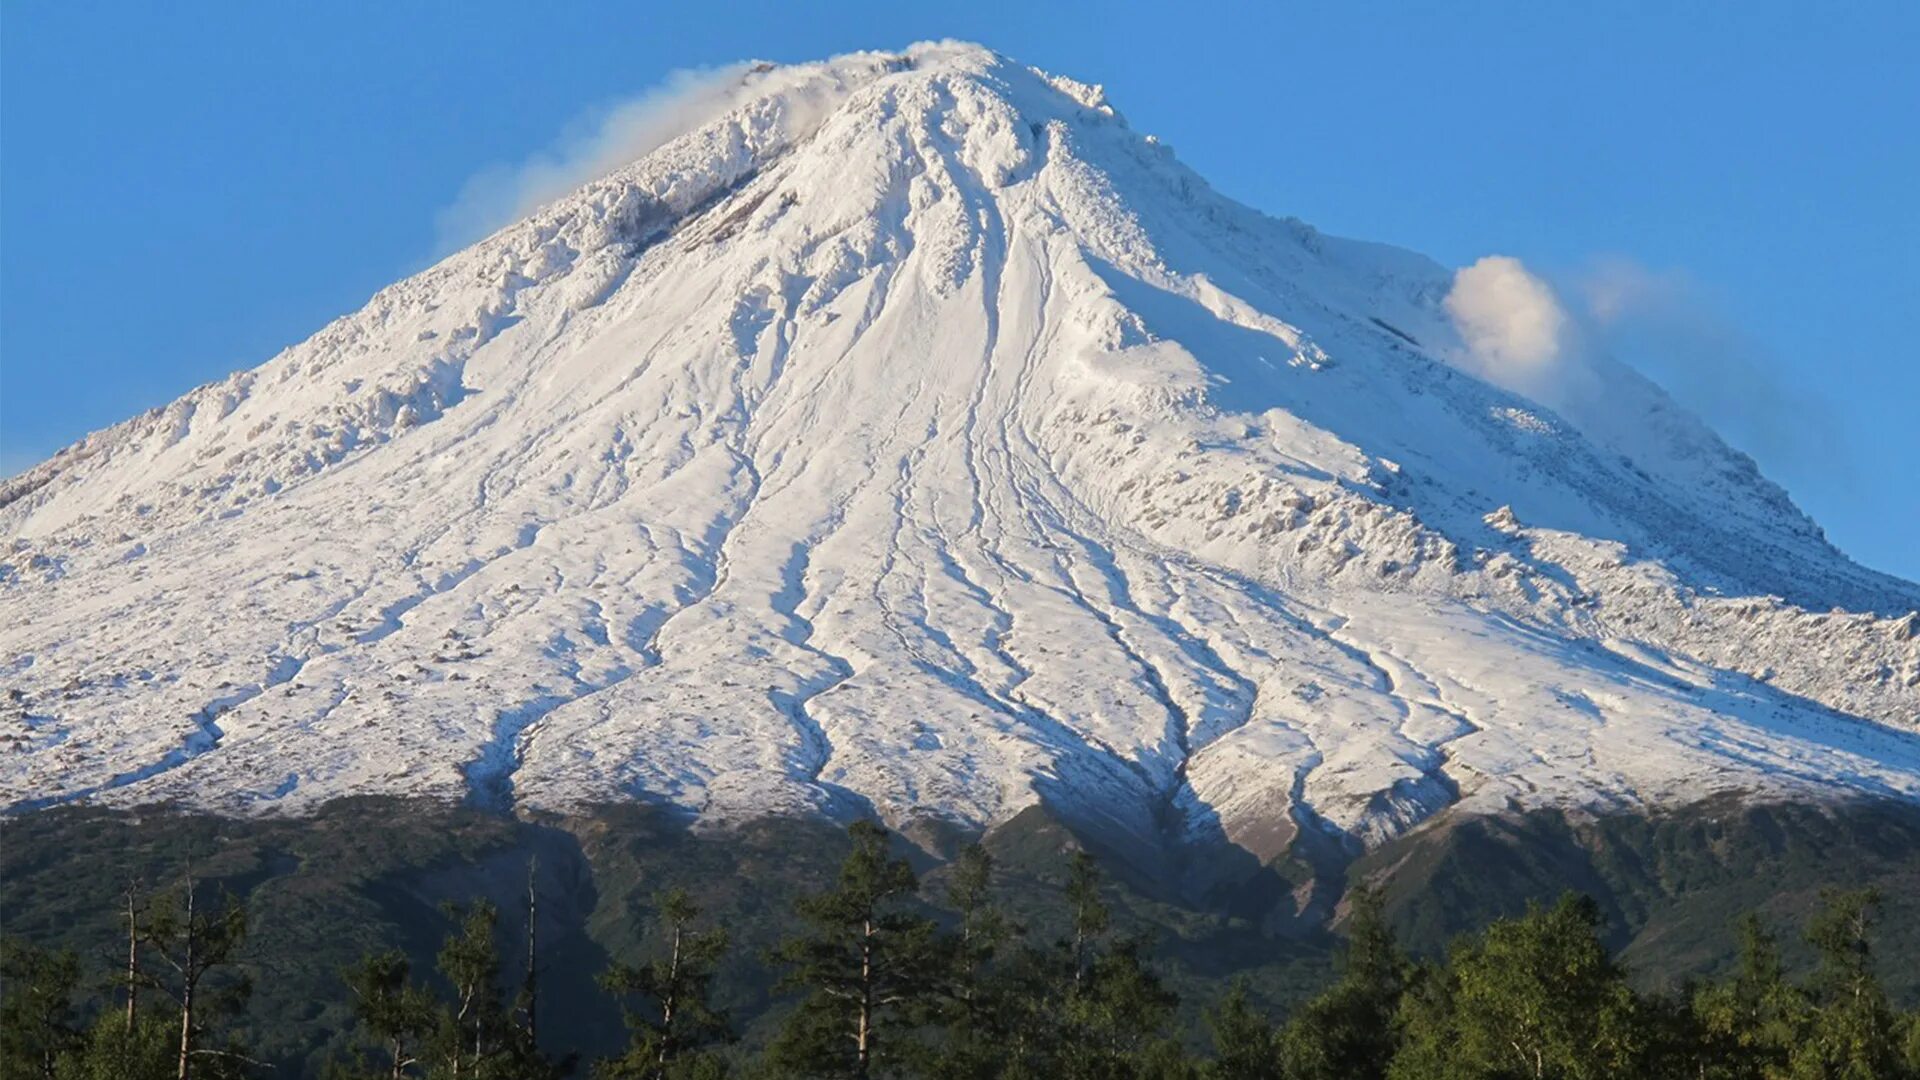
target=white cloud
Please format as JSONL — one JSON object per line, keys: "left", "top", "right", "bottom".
{"left": 1439, "top": 253, "right": 1839, "bottom": 484}
{"left": 1576, "top": 257, "right": 1830, "bottom": 468}
{"left": 433, "top": 63, "right": 758, "bottom": 252}
{"left": 429, "top": 45, "right": 953, "bottom": 254}
{"left": 1443, "top": 255, "right": 1571, "bottom": 395}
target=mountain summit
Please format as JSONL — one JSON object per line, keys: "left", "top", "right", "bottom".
{"left": 5, "top": 44, "right": 1917, "bottom": 873}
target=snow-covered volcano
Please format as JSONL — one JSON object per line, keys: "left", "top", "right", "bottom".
{"left": 5, "top": 44, "right": 1918, "bottom": 864}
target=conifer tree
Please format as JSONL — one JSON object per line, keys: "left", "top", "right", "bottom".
{"left": 340, "top": 949, "right": 435, "bottom": 1079}
{"left": 1028, "top": 850, "right": 1183, "bottom": 1079}
{"left": 597, "top": 888, "right": 732, "bottom": 1080}
{"left": 353, "top": 899, "right": 559, "bottom": 1080}
{"left": 944, "top": 845, "right": 1008, "bottom": 1024}
{"left": 1059, "top": 936, "right": 1184, "bottom": 1078}
{"left": 138, "top": 876, "right": 254, "bottom": 1080}
{"left": 54, "top": 877, "right": 186, "bottom": 1080}
{"left": 1276, "top": 887, "right": 1407, "bottom": 1080}
{"left": 1202, "top": 981, "right": 1276, "bottom": 1080}
{"left": 1787, "top": 888, "right": 1906, "bottom": 1079}
{"left": 431, "top": 900, "right": 519, "bottom": 1080}
{"left": 768, "top": 820, "right": 942, "bottom": 1079}
{"left": 920, "top": 844, "right": 1016, "bottom": 1080}
{"left": 1379, "top": 954, "right": 1455, "bottom": 1080}
{"left": 1065, "top": 851, "right": 1108, "bottom": 988}
{"left": 0, "top": 938, "right": 83, "bottom": 1080}
{"left": 1688, "top": 912, "right": 1807, "bottom": 1077}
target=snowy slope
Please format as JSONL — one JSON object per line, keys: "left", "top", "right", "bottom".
{"left": 4, "top": 44, "right": 1918, "bottom": 865}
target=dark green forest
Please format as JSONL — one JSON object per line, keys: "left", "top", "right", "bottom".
{"left": 6, "top": 813, "right": 1920, "bottom": 1080}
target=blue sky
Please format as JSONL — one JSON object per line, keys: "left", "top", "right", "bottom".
{"left": 3, "top": 2, "right": 1915, "bottom": 579}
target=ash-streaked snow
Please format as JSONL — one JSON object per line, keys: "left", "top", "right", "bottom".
{"left": 4, "top": 44, "right": 1917, "bottom": 860}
